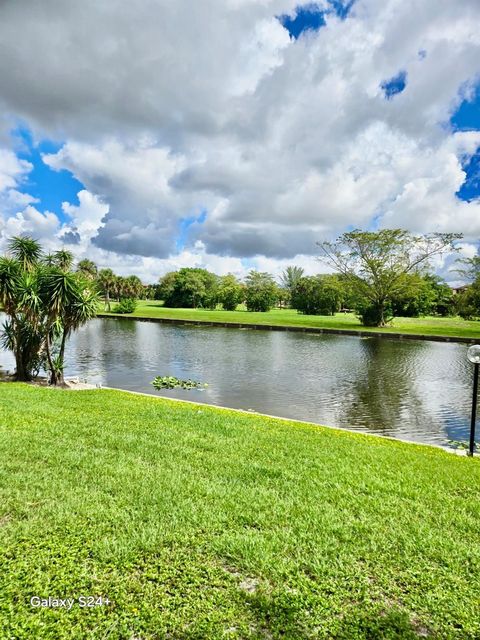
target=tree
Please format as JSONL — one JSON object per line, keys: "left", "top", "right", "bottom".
{"left": 317, "top": 229, "right": 461, "bottom": 326}
{"left": 392, "top": 273, "right": 455, "bottom": 317}
{"left": 52, "top": 249, "right": 74, "bottom": 271}
{"left": 158, "top": 272, "right": 178, "bottom": 302}
{"left": 8, "top": 236, "right": 42, "bottom": 271}
{"left": 40, "top": 269, "right": 98, "bottom": 385}
{"left": 291, "top": 275, "right": 344, "bottom": 315}
{"left": 454, "top": 253, "right": 480, "bottom": 282}
{"left": 97, "top": 268, "right": 116, "bottom": 311}
{"left": 245, "top": 271, "right": 278, "bottom": 312}
{"left": 162, "top": 268, "right": 218, "bottom": 308}
{"left": 0, "top": 237, "right": 44, "bottom": 380}
{"left": 457, "top": 279, "right": 480, "bottom": 320}
{"left": 279, "top": 266, "right": 304, "bottom": 296}
{"left": 217, "top": 274, "right": 244, "bottom": 310}
{"left": 77, "top": 259, "right": 98, "bottom": 280}
{"left": 0, "top": 236, "right": 99, "bottom": 384}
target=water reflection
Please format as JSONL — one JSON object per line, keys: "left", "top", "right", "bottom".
{"left": 0, "top": 316, "right": 474, "bottom": 448}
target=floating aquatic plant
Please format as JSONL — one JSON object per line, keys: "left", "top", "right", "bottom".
{"left": 152, "top": 376, "right": 208, "bottom": 390}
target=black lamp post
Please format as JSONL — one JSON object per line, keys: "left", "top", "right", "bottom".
{"left": 467, "top": 345, "right": 480, "bottom": 456}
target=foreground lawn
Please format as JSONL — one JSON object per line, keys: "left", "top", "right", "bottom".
{"left": 1, "top": 385, "right": 480, "bottom": 638}
{"left": 102, "top": 301, "right": 480, "bottom": 340}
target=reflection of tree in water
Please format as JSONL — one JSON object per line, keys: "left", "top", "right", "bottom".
{"left": 342, "top": 338, "right": 431, "bottom": 439}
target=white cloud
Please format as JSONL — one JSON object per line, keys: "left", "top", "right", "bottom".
{"left": 0, "top": 0, "right": 479, "bottom": 278}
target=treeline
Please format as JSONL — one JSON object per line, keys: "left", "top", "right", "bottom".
{"left": 152, "top": 266, "right": 461, "bottom": 318}
{"left": 86, "top": 229, "right": 480, "bottom": 327}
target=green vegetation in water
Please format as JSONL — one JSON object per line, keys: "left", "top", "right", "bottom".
{"left": 1, "top": 384, "right": 480, "bottom": 638}
{"left": 151, "top": 375, "right": 207, "bottom": 390}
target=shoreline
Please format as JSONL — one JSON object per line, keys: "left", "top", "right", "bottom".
{"left": 99, "top": 384, "right": 465, "bottom": 457}
{"left": 97, "top": 312, "right": 478, "bottom": 344}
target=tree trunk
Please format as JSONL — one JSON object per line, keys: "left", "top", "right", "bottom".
{"left": 377, "top": 300, "right": 386, "bottom": 327}
{"left": 13, "top": 323, "right": 30, "bottom": 382}
{"left": 55, "top": 330, "right": 68, "bottom": 386}
{"left": 105, "top": 289, "right": 111, "bottom": 311}
{"left": 14, "top": 347, "right": 29, "bottom": 381}
{"left": 45, "top": 333, "right": 57, "bottom": 385}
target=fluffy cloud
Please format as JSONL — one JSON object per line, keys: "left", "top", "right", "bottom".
{"left": 0, "top": 0, "right": 479, "bottom": 274}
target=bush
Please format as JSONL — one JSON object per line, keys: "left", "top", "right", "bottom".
{"left": 357, "top": 302, "right": 393, "bottom": 327}
{"left": 217, "top": 275, "right": 244, "bottom": 311}
{"left": 457, "top": 281, "right": 480, "bottom": 320}
{"left": 291, "top": 275, "right": 343, "bottom": 315}
{"left": 245, "top": 271, "right": 278, "bottom": 312}
{"left": 113, "top": 298, "right": 137, "bottom": 314}
{"left": 161, "top": 268, "right": 218, "bottom": 308}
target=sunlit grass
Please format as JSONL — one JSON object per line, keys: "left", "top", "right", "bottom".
{"left": 101, "top": 300, "right": 480, "bottom": 339}
{"left": 1, "top": 384, "right": 480, "bottom": 638}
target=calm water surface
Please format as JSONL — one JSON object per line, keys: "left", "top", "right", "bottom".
{"left": 0, "top": 317, "right": 475, "bottom": 447}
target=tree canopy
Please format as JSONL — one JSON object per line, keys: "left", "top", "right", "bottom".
{"left": 317, "top": 229, "right": 461, "bottom": 326}
{"left": 0, "top": 236, "right": 99, "bottom": 384}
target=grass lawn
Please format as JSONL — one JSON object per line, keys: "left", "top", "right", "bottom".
{"left": 101, "top": 301, "right": 480, "bottom": 340}
{"left": 1, "top": 385, "right": 480, "bottom": 638}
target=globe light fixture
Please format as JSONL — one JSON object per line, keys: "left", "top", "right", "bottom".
{"left": 467, "top": 345, "right": 480, "bottom": 456}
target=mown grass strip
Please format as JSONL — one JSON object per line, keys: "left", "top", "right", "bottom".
{"left": 1, "top": 383, "right": 480, "bottom": 638}
{"left": 101, "top": 301, "right": 480, "bottom": 340}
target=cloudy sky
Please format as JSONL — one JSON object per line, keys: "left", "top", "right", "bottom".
{"left": 0, "top": 0, "right": 479, "bottom": 282}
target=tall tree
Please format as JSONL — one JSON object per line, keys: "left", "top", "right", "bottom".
{"left": 317, "top": 229, "right": 461, "bottom": 326}
{"left": 454, "top": 253, "right": 480, "bottom": 282}
{"left": 279, "top": 266, "right": 305, "bottom": 294}
{"left": 77, "top": 259, "right": 98, "bottom": 280}
{"left": 40, "top": 269, "right": 98, "bottom": 385}
{"left": 245, "top": 271, "right": 278, "bottom": 312}
{"left": 217, "top": 274, "right": 244, "bottom": 311}
{"left": 8, "top": 236, "right": 42, "bottom": 272}
{"left": 53, "top": 249, "right": 74, "bottom": 271}
{"left": 97, "top": 268, "right": 116, "bottom": 311}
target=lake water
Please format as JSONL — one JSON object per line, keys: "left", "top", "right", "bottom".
{"left": 0, "top": 317, "right": 476, "bottom": 448}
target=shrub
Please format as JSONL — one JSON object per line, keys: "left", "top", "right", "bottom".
{"left": 113, "top": 298, "right": 137, "bottom": 314}
{"left": 217, "top": 275, "right": 244, "bottom": 311}
{"left": 245, "top": 271, "right": 277, "bottom": 312}
{"left": 357, "top": 302, "right": 393, "bottom": 327}
{"left": 161, "top": 268, "right": 218, "bottom": 308}
{"left": 291, "top": 275, "right": 343, "bottom": 315}
{"left": 457, "top": 281, "right": 480, "bottom": 320}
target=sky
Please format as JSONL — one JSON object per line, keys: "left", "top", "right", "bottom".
{"left": 0, "top": 0, "right": 479, "bottom": 283}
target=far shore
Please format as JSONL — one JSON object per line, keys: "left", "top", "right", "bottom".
{"left": 97, "top": 301, "right": 480, "bottom": 343}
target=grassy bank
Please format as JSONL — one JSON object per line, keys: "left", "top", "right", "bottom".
{"left": 102, "top": 301, "right": 480, "bottom": 340}
{"left": 1, "top": 384, "right": 480, "bottom": 638}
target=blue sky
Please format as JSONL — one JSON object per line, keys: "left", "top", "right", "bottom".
{"left": 13, "top": 127, "right": 82, "bottom": 221}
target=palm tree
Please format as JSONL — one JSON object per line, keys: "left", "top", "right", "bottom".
{"left": 97, "top": 268, "right": 116, "bottom": 311}
{"left": 1, "top": 236, "right": 99, "bottom": 384}
{"left": 279, "top": 266, "right": 305, "bottom": 293}
{"left": 0, "top": 245, "right": 44, "bottom": 381}
{"left": 40, "top": 269, "right": 99, "bottom": 385}
{"left": 8, "top": 236, "right": 42, "bottom": 271}
{"left": 53, "top": 249, "right": 74, "bottom": 271}
{"left": 77, "top": 259, "right": 98, "bottom": 280}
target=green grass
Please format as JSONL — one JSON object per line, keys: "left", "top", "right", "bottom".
{"left": 101, "top": 301, "right": 480, "bottom": 340}
{"left": 1, "top": 384, "right": 480, "bottom": 638}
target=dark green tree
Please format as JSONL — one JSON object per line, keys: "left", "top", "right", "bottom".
{"left": 456, "top": 279, "right": 480, "bottom": 320}
{"left": 291, "top": 275, "right": 344, "bottom": 315}
{"left": 162, "top": 268, "right": 218, "bottom": 308}
{"left": 245, "top": 271, "right": 278, "bottom": 312}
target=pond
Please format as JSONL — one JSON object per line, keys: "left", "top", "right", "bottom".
{"left": 0, "top": 317, "right": 476, "bottom": 448}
